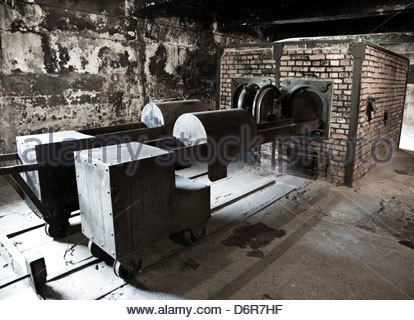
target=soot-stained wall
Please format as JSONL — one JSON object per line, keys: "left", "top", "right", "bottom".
{"left": 0, "top": 1, "right": 256, "bottom": 156}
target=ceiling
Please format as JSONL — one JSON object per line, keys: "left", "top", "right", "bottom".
{"left": 135, "top": 0, "right": 414, "bottom": 40}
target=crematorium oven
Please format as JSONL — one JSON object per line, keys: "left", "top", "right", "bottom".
{"left": 220, "top": 40, "right": 409, "bottom": 186}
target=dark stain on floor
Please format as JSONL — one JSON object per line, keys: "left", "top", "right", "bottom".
{"left": 399, "top": 240, "right": 414, "bottom": 249}
{"left": 247, "top": 249, "right": 264, "bottom": 258}
{"left": 222, "top": 222, "right": 286, "bottom": 250}
{"left": 394, "top": 168, "right": 414, "bottom": 176}
{"left": 181, "top": 257, "right": 201, "bottom": 271}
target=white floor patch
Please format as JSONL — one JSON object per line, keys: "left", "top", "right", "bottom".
{"left": 399, "top": 121, "right": 414, "bottom": 151}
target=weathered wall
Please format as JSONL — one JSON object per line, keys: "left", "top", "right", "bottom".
{"left": 0, "top": 1, "right": 256, "bottom": 157}
{"left": 0, "top": 1, "right": 141, "bottom": 156}
{"left": 139, "top": 18, "right": 254, "bottom": 107}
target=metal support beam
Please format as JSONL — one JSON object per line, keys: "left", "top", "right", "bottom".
{"left": 216, "top": 47, "right": 225, "bottom": 110}
{"left": 0, "top": 153, "right": 19, "bottom": 162}
{"left": 259, "top": 11, "right": 406, "bottom": 26}
{"left": 273, "top": 43, "right": 284, "bottom": 87}
{"left": 0, "top": 163, "right": 44, "bottom": 175}
{"left": 271, "top": 139, "right": 277, "bottom": 170}
{"left": 79, "top": 122, "right": 147, "bottom": 136}
{"left": 258, "top": 119, "right": 320, "bottom": 143}
{"left": 3, "top": 173, "right": 51, "bottom": 220}
{"left": 272, "top": 43, "right": 284, "bottom": 170}
{"left": 344, "top": 42, "right": 366, "bottom": 187}
{"left": 93, "top": 126, "right": 166, "bottom": 145}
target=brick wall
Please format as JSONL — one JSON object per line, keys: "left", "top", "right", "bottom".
{"left": 353, "top": 44, "right": 409, "bottom": 180}
{"left": 220, "top": 46, "right": 276, "bottom": 109}
{"left": 278, "top": 42, "right": 353, "bottom": 185}
{"left": 219, "top": 42, "right": 355, "bottom": 185}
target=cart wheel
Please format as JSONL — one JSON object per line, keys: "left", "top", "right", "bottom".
{"left": 170, "top": 224, "right": 207, "bottom": 247}
{"left": 45, "top": 222, "right": 69, "bottom": 239}
{"left": 190, "top": 225, "right": 207, "bottom": 243}
{"left": 113, "top": 260, "right": 141, "bottom": 280}
{"left": 170, "top": 229, "right": 193, "bottom": 246}
{"left": 88, "top": 240, "right": 112, "bottom": 261}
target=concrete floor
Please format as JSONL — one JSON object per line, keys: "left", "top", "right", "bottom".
{"left": 0, "top": 150, "right": 414, "bottom": 299}
{"left": 100, "top": 149, "right": 414, "bottom": 300}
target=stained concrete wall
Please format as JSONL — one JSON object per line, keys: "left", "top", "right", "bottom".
{"left": 0, "top": 1, "right": 256, "bottom": 156}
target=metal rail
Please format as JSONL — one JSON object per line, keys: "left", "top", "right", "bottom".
{"left": 0, "top": 163, "right": 44, "bottom": 175}
{"left": 0, "top": 153, "right": 19, "bottom": 162}
{"left": 3, "top": 173, "right": 51, "bottom": 220}
{"left": 258, "top": 119, "right": 320, "bottom": 143}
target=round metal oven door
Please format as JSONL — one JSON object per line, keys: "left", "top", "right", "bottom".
{"left": 252, "top": 84, "right": 283, "bottom": 124}
{"left": 289, "top": 87, "right": 325, "bottom": 130}
{"left": 233, "top": 82, "right": 260, "bottom": 113}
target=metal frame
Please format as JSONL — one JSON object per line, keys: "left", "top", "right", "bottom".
{"left": 221, "top": 40, "right": 409, "bottom": 62}
{"left": 280, "top": 78, "right": 334, "bottom": 139}
{"left": 216, "top": 47, "right": 225, "bottom": 110}
{"left": 252, "top": 84, "right": 283, "bottom": 124}
{"left": 3, "top": 173, "right": 51, "bottom": 220}
{"left": 0, "top": 154, "right": 51, "bottom": 220}
{"left": 273, "top": 43, "right": 284, "bottom": 86}
{"left": 344, "top": 42, "right": 366, "bottom": 187}
{"left": 0, "top": 153, "right": 19, "bottom": 162}
{"left": 79, "top": 122, "right": 147, "bottom": 136}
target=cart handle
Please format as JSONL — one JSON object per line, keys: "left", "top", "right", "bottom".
{"left": 0, "top": 163, "right": 44, "bottom": 176}
{"left": 0, "top": 153, "right": 19, "bottom": 162}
